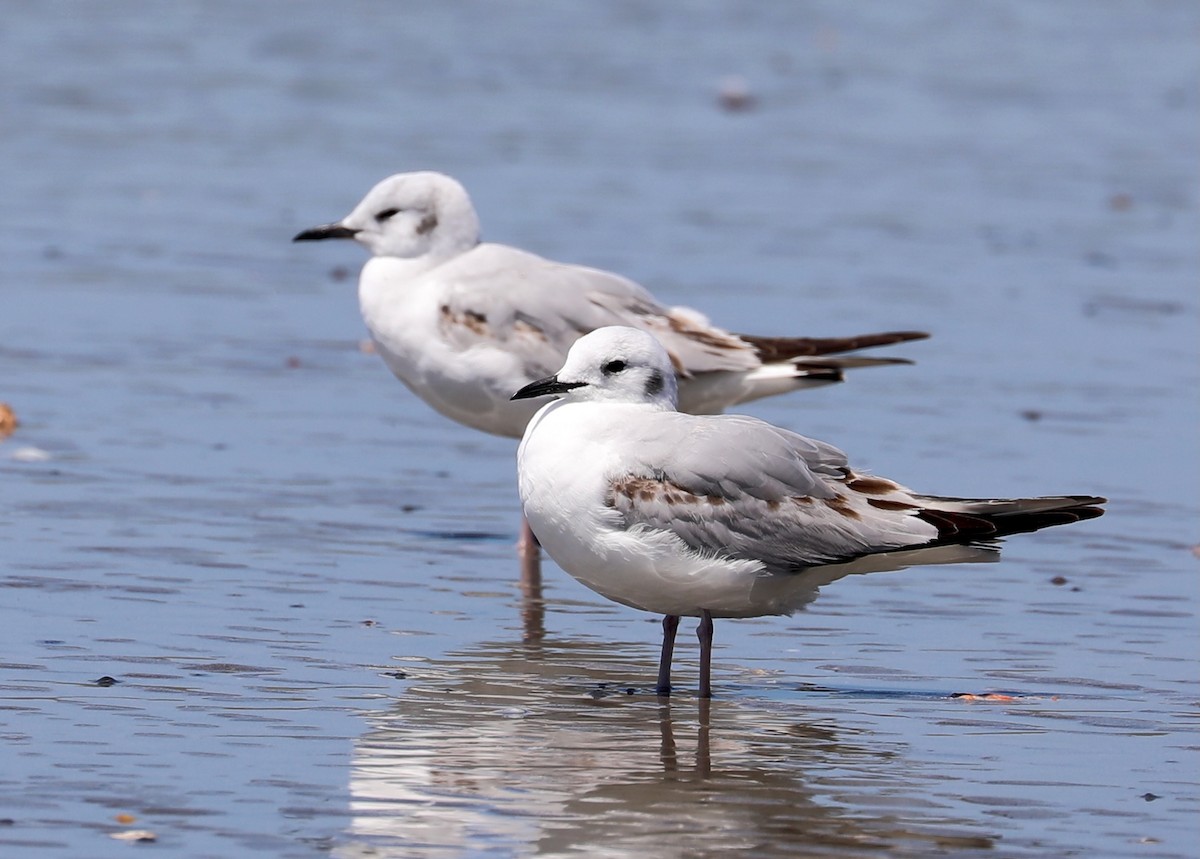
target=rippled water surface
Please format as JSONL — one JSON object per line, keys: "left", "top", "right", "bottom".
{"left": 2, "top": 2, "right": 1198, "bottom": 857}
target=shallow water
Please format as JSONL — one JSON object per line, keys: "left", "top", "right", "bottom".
{"left": 2, "top": 2, "right": 1198, "bottom": 857}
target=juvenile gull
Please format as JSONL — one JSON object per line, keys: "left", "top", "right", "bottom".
{"left": 293, "top": 171, "right": 927, "bottom": 441}
{"left": 512, "top": 327, "right": 1106, "bottom": 698}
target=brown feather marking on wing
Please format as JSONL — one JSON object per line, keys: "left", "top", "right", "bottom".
{"left": 609, "top": 476, "right": 701, "bottom": 508}
{"left": 439, "top": 304, "right": 489, "bottom": 336}
{"left": 867, "top": 497, "right": 919, "bottom": 512}
{"left": 845, "top": 472, "right": 905, "bottom": 496}
{"left": 512, "top": 318, "right": 548, "bottom": 341}
{"left": 608, "top": 474, "right": 811, "bottom": 514}
{"left": 667, "top": 313, "right": 748, "bottom": 352}
{"left": 822, "top": 494, "right": 862, "bottom": 520}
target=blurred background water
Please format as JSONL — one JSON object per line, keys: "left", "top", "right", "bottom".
{"left": 1, "top": 2, "right": 1197, "bottom": 857}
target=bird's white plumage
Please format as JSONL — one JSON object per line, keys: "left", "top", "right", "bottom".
{"left": 298, "top": 171, "right": 924, "bottom": 439}
{"left": 515, "top": 327, "right": 1102, "bottom": 620}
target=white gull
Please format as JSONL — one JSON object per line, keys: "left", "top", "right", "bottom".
{"left": 293, "top": 171, "right": 927, "bottom": 441}
{"left": 512, "top": 326, "right": 1106, "bottom": 698}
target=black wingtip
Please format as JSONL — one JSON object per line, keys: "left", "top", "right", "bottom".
{"left": 917, "top": 497, "right": 1106, "bottom": 545}
{"left": 737, "top": 330, "right": 931, "bottom": 362}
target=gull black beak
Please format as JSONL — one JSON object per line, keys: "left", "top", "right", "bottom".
{"left": 292, "top": 223, "right": 360, "bottom": 242}
{"left": 511, "top": 375, "right": 586, "bottom": 401}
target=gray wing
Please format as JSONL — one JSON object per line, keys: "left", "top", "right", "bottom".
{"left": 432, "top": 243, "right": 761, "bottom": 379}
{"left": 608, "top": 413, "right": 939, "bottom": 571}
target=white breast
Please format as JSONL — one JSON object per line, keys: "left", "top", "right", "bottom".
{"left": 358, "top": 256, "right": 538, "bottom": 438}
{"left": 517, "top": 401, "right": 800, "bottom": 618}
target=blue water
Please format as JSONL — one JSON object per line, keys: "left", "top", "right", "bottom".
{"left": 2, "top": 2, "right": 1197, "bottom": 857}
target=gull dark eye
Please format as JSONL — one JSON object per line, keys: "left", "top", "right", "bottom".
{"left": 602, "top": 360, "right": 627, "bottom": 375}
{"left": 375, "top": 207, "right": 401, "bottom": 222}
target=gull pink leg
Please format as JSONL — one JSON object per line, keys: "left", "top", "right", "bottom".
{"left": 517, "top": 516, "right": 543, "bottom": 642}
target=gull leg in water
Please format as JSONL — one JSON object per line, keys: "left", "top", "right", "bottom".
{"left": 656, "top": 615, "right": 680, "bottom": 696}
{"left": 697, "top": 610, "right": 715, "bottom": 700}
{"left": 517, "top": 518, "right": 544, "bottom": 643}
{"left": 518, "top": 516, "right": 541, "bottom": 560}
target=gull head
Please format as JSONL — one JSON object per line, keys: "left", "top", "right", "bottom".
{"left": 293, "top": 171, "right": 481, "bottom": 260}
{"left": 511, "top": 326, "right": 679, "bottom": 408}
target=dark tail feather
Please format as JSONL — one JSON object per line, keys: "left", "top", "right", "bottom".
{"left": 915, "top": 495, "right": 1106, "bottom": 545}
{"left": 738, "top": 330, "right": 929, "bottom": 362}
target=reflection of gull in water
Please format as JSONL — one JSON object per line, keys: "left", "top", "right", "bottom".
{"left": 335, "top": 637, "right": 995, "bottom": 858}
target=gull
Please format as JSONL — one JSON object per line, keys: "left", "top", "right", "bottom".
{"left": 292, "top": 171, "right": 927, "bottom": 443}
{"left": 512, "top": 326, "right": 1106, "bottom": 699}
